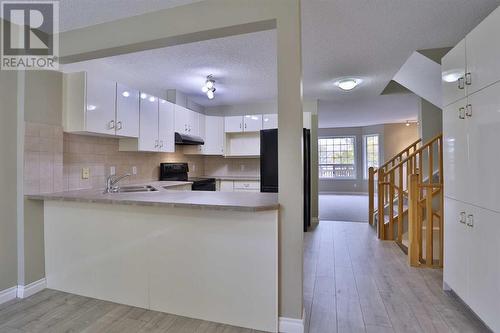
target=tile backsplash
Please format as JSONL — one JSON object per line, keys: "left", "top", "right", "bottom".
{"left": 24, "top": 122, "right": 260, "bottom": 195}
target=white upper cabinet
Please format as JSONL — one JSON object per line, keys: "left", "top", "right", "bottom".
{"left": 174, "top": 105, "right": 202, "bottom": 136}
{"left": 262, "top": 114, "right": 278, "bottom": 129}
{"left": 443, "top": 98, "right": 470, "bottom": 204}
{"left": 225, "top": 116, "right": 244, "bottom": 133}
{"left": 158, "top": 99, "right": 175, "bottom": 153}
{"left": 466, "top": 81, "right": 500, "bottom": 212}
{"left": 138, "top": 94, "right": 159, "bottom": 152}
{"left": 203, "top": 116, "right": 224, "bottom": 155}
{"left": 442, "top": 39, "right": 467, "bottom": 107}
{"left": 85, "top": 74, "right": 116, "bottom": 135}
{"left": 244, "top": 115, "right": 263, "bottom": 132}
{"left": 63, "top": 71, "right": 116, "bottom": 135}
{"left": 466, "top": 7, "right": 500, "bottom": 95}
{"left": 115, "top": 83, "right": 140, "bottom": 138}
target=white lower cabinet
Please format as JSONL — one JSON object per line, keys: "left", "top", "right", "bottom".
{"left": 219, "top": 180, "right": 235, "bottom": 192}
{"left": 444, "top": 197, "right": 500, "bottom": 332}
{"left": 218, "top": 180, "right": 260, "bottom": 192}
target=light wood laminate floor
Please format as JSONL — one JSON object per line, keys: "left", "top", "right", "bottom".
{"left": 304, "top": 221, "right": 490, "bottom": 333}
{"left": 0, "top": 220, "right": 490, "bottom": 333}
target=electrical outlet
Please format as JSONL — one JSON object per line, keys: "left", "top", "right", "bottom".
{"left": 110, "top": 166, "right": 116, "bottom": 176}
{"left": 192, "top": 164, "right": 196, "bottom": 172}
{"left": 132, "top": 166, "right": 137, "bottom": 175}
{"left": 82, "top": 167, "right": 90, "bottom": 180}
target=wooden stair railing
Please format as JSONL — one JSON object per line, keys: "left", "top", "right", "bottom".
{"left": 368, "top": 138, "right": 421, "bottom": 226}
{"left": 369, "top": 134, "right": 443, "bottom": 268}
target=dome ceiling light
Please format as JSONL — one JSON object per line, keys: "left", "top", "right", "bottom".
{"left": 334, "top": 77, "right": 362, "bottom": 91}
{"left": 202, "top": 75, "right": 216, "bottom": 100}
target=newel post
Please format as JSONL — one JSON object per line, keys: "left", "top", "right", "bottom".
{"left": 368, "top": 167, "right": 375, "bottom": 226}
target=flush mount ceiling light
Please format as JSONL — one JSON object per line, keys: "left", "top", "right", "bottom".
{"left": 202, "top": 75, "right": 216, "bottom": 100}
{"left": 334, "top": 78, "right": 362, "bottom": 91}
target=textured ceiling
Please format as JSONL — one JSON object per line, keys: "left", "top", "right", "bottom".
{"left": 58, "top": 0, "right": 205, "bottom": 32}
{"left": 59, "top": 0, "right": 500, "bottom": 126}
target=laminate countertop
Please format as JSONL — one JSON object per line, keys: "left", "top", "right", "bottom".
{"left": 206, "top": 176, "right": 260, "bottom": 181}
{"left": 26, "top": 181, "right": 279, "bottom": 212}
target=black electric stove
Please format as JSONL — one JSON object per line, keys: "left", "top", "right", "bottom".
{"left": 160, "top": 163, "right": 216, "bottom": 191}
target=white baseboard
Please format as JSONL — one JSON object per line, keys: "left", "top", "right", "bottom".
{"left": 0, "top": 286, "right": 18, "bottom": 305}
{"left": 17, "top": 278, "right": 46, "bottom": 299}
{"left": 279, "top": 309, "right": 305, "bottom": 333}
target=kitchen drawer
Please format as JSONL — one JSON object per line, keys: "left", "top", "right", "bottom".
{"left": 233, "top": 180, "right": 260, "bottom": 190}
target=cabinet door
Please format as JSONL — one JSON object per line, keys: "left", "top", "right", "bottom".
{"left": 244, "top": 115, "right": 263, "bottom": 132}
{"left": 158, "top": 99, "right": 175, "bottom": 153}
{"left": 219, "top": 180, "right": 234, "bottom": 192}
{"left": 138, "top": 94, "right": 159, "bottom": 152}
{"left": 115, "top": 83, "right": 139, "bottom": 138}
{"left": 203, "top": 116, "right": 224, "bottom": 155}
{"left": 466, "top": 7, "right": 500, "bottom": 95}
{"left": 187, "top": 109, "right": 200, "bottom": 136}
{"left": 467, "top": 205, "right": 500, "bottom": 332}
{"left": 443, "top": 98, "right": 469, "bottom": 202}
{"left": 225, "top": 116, "right": 243, "bottom": 133}
{"left": 174, "top": 105, "right": 188, "bottom": 134}
{"left": 85, "top": 74, "right": 116, "bottom": 135}
{"left": 442, "top": 39, "right": 467, "bottom": 107}
{"left": 443, "top": 197, "right": 469, "bottom": 302}
{"left": 467, "top": 82, "right": 500, "bottom": 212}
{"left": 262, "top": 114, "right": 278, "bottom": 129}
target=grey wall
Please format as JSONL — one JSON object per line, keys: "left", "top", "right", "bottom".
{"left": 318, "top": 125, "right": 384, "bottom": 194}
{"left": 0, "top": 70, "right": 19, "bottom": 291}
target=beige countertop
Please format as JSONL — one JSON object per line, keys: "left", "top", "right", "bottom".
{"left": 206, "top": 175, "right": 260, "bottom": 181}
{"left": 26, "top": 181, "right": 279, "bottom": 212}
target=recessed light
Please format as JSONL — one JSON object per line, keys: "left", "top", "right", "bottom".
{"left": 334, "top": 78, "right": 362, "bottom": 91}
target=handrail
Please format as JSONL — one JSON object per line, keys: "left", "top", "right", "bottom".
{"left": 385, "top": 134, "right": 442, "bottom": 175}
{"left": 369, "top": 132, "right": 443, "bottom": 269}
{"left": 375, "top": 138, "right": 422, "bottom": 172}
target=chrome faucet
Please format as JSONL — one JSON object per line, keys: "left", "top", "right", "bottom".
{"left": 104, "top": 174, "right": 131, "bottom": 193}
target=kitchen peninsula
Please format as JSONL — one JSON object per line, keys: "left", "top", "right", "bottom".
{"left": 28, "top": 184, "right": 279, "bottom": 332}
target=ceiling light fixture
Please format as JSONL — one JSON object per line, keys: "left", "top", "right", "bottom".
{"left": 334, "top": 78, "right": 362, "bottom": 91}
{"left": 202, "top": 75, "right": 216, "bottom": 100}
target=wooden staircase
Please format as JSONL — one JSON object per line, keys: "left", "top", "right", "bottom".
{"left": 368, "top": 134, "right": 443, "bottom": 268}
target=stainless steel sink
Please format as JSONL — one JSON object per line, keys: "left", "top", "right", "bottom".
{"left": 113, "top": 185, "right": 158, "bottom": 193}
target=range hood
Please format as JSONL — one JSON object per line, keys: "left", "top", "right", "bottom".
{"left": 175, "top": 132, "right": 205, "bottom": 145}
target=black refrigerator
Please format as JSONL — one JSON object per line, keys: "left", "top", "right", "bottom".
{"left": 260, "top": 128, "right": 311, "bottom": 232}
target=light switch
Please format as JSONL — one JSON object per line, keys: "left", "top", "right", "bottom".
{"left": 82, "top": 167, "right": 90, "bottom": 180}
{"left": 110, "top": 166, "right": 116, "bottom": 175}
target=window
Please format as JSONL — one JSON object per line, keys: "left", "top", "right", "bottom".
{"left": 364, "top": 134, "right": 380, "bottom": 178}
{"left": 318, "top": 137, "right": 356, "bottom": 179}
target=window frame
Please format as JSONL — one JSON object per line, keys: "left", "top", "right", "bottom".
{"left": 318, "top": 136, "right": 357, "bottom": 180}
{"left": 363, "top": 134, "right": 380, "bottom": 179}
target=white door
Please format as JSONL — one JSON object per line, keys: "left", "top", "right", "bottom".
{"left": 443, "top": 197, "right": 469, "bottom": 303}
{"left": 139, "top": 93, "right": 159, "bottom": 152}
{"left": 158, "top": 99, "right": 175, "bottom": 153}
{"left": 244, "top": 115, "right": 263, "bottom": 132}
{"left": 467, "top": 82, "right": 500, "bottom": 212}
{"left": 225, "top": 116, "right": 243, "bottom": 133}
{"left": 466, "top": 7, "right": 500, "bottom": 95}
{"left": 467, "top": 205, "right": 500, "bottom": 332}
{"left": 174, "top": 105, "right": 188, "bottom": 134}
{"left": 262, "top": 114, "right": 278, "bottom": 129}
{"left": 203, "top": 116, "right": 224, "bottom": 155}
{"left": 115, "top": 83, "right": 139, "bottom": 138}
{"left": 443, "top": 98, "right": 469, "bottom": 203}
{"left": 85, "top": 74, "right": 116, "bottom": 135}
{"left": 442, "top": 39, "right": 467, "bottom": 107}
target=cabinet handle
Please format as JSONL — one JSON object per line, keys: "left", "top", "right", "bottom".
{"left": 239, "top": 123, "right": 242, "bottom": 129}
{"left": 458, "top": 77, "right": 465, "bottom": 90}
{"left": 465, "top": 104, "right": 472, "bottom": 118}
{"left": 466, "top": 214, "right": 474, "bottom": 227}
{"left": 458, "top": 107, "right": 465, "bottom": 120}
{"left": 159, "top": 140, "right": 163, "bottom": 149}
{"left": 459, "top": 211, "right": 466, "bottom": 224}
{"left": 465, "top": 72, "right": 472, "bottom": 86}
{"left": 116, "top": 121, "right": 122, "bottom": 130}
{"left": 244, "top": 123, "right": 247, "bottom": 130}
{"left": 108, "top": 120, "right": 115, "bottom": 129}
{"left": 154, "top": 140, "right": 159, "bottom": 148}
